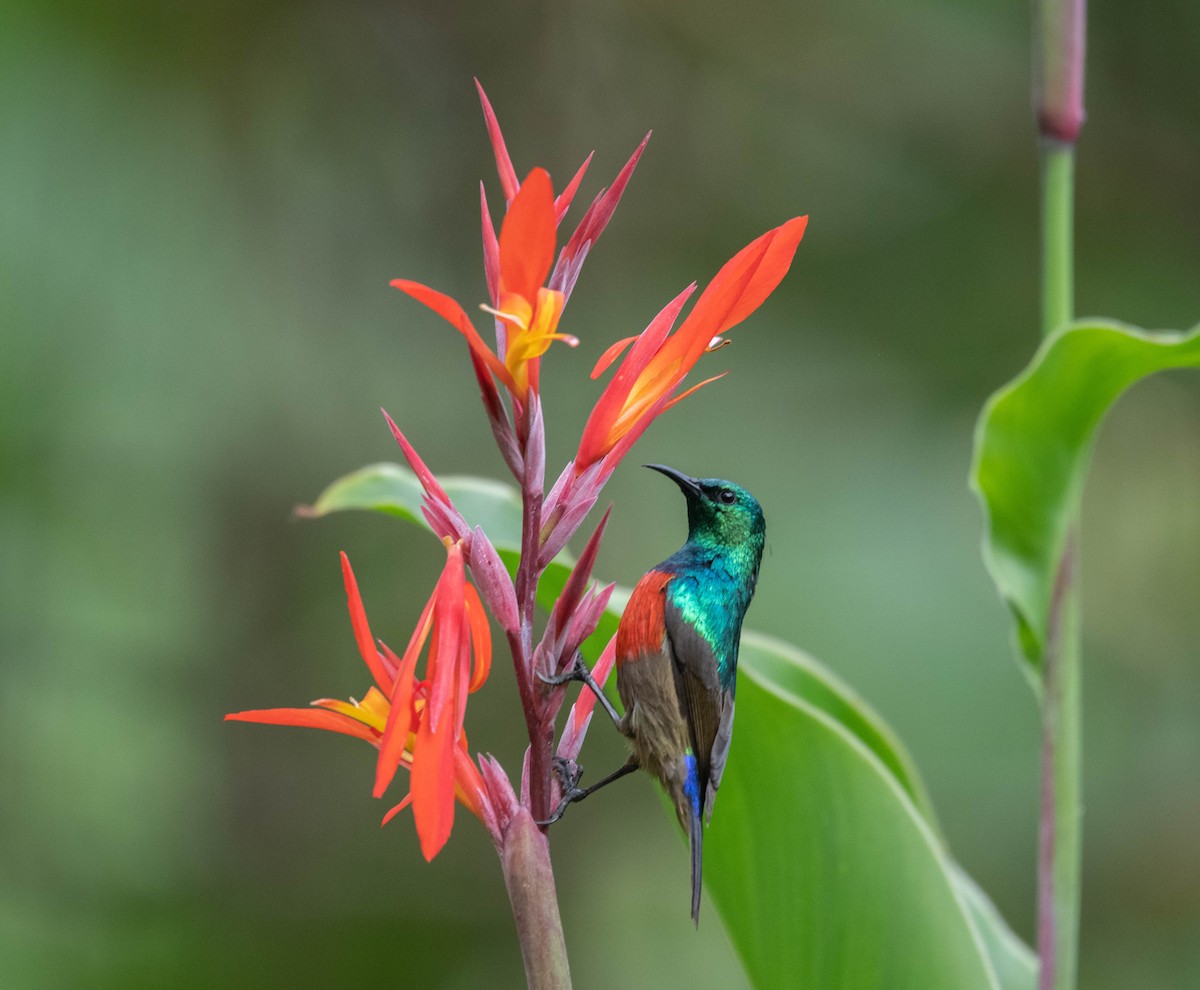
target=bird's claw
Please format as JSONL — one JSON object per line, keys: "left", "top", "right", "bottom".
{"left": 540, "top": 654, "right": 625, "bottom": 730}
{"left": 536, "top": 787, "right": 587, "bottom": 827}
{"left": 551, "top": 756, "right": 583, "bottom": 791}
{"left": 536, "top": 758, "right": 585, "bottom": 827}
{"left": 537, "top": 655, "right": 587, "bottom": 688}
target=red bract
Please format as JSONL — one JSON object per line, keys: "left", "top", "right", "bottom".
{"left": 575, "top": 216, "right": 808, "bottom": 474}
{"left": 556, "top": 638, "right": 618, "bottom": 765}
{"left": 226, "top": 545, "right": 493, "bottom": 861}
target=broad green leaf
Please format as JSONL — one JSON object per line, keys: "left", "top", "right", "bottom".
{"left": 708, "top": 641, "right": 1036, "bottom": 990}
{"left": 301, "top": 462, "right": 524, "bottom": 549}
{"left": 306, "top": 462, "right": 1034, "bottom": 988}
{"left": 952, "top": 867, "right": 1039, "bottom": 990}
{"left": 970, "top": 320, "right": 1200, "bottom": 676}
{"left": 740, "top": 631, "right": 938, "bottom": 827}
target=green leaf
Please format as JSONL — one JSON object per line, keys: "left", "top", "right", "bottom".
{"left": 970, "top": 320, "right": 1200, "bottom": 677}
{"left": 305, "top": 462, "right": 1034, "bottom": 988}
{"left": 301, "top": 462, "right": 524, "bottom": 549}
{"left": 952, "top": 867, "right": 1040, "bottom": 990}
{"left": 705, "top": 636, "right": 1035, "bottom": 990}
{"left": 739, "top": 631, "right": 939, "bottom": 827}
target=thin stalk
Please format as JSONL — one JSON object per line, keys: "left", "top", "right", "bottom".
{"left": 1034, "top": 2, "right": 1085, "bottom": 985}
{"left": 1036, "top": 533, "right": 1082, "bottom": 990}
{"left": 1039, "top": 143, "right": 1075, "bottom": 337}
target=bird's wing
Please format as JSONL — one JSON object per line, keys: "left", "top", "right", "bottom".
{"left": 704, "top": 696, "right": 734, "bottom": 824}
{"left": 663, "top": 592, "right": 724, "bottom": 795}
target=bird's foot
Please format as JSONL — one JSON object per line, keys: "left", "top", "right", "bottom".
{"left": 536, "top": 758, "right": 586, "bottom": 827}
{"left": 535, "top": 758, "right": 641, "bottom": 827}
{"left": 538, "top": 653, "right": 624, "bottom": 729}
{"left": 537, "top": 654, "right": 589, "bottom": 688}
{"left": 536, "top": 790, "right": 586, "bottom": 827}
{"left": 551, "top": 756, "right": 584, "bottom": 793}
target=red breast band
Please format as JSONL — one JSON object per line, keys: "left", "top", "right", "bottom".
{"left": 616, "top": 570, "right": 674, "bottom": 665}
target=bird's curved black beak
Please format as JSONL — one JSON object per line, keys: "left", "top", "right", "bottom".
{"left": 644, "top": 463, "right": 702, "bottom": 495}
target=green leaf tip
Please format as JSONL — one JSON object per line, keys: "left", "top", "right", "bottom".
{"left": 971, "top": 319, "right": 1200, "bottom": 680}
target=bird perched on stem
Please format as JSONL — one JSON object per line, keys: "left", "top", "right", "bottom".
{"left": 541, "top": 464, "right": 765, "bottom": 924}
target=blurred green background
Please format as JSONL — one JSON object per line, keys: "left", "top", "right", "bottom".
{"left": 3, "top": 1, "right": 1197, "bottom": 987}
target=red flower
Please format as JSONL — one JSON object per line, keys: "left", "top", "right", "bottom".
{"left": 391, "top": 82, "right": 647, "bottom": 401}
{"left": 575, "top": 216, "right": 808, "bottom": 473}
{"left": 393, "top": 169, "right": 573, "bottom": 397}
{"left": 226, "top": 543, "right": 492, "bottom": 861}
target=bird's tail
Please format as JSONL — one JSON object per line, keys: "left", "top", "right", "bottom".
{"left": 689, "top": 802, "right": 703, "bottom": 926}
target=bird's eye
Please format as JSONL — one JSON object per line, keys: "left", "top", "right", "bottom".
{"left": 718, "top": 488, "right": 736, "bottom": 505}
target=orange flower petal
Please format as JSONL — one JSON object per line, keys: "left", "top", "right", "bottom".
{"left": 453, "top": 743, "right": 486, "bottom": 819}
{"left": 381, "top": 792, "right": 413, "bottom": 827}
{"left": 312, "top": 697, "right": 389, "bottom": 734}
{"left": 660, "top": 371, "right": 728, "bottom": 414}
{"left": 411, "top": 685, "right": 458, "bottom": 860}
{"left": 453, "top": 608, "right": 471, "bottom": 733}
{"left": 424, "top": 622, "right": 441, "bottom": 687}
{"left": 463, "top": 583, "right": 492, "bottom": 693}
{"left": 673, "top": 216, "right": 808, "bottom": 364}
{"left": 373, "top": 601, "right": 434, "bottom": 799}
{"left": 574, "top": 218, "right": 805, "bottom": 474}
{"left": 591, "top": 335, "right": 638, "bottom": 380}
{"left": 397, "top": 593, "right": 437, "bottom": 672}
{"left": 358, "top": 686, "right": 392, "bottom": 726}
{"left": 426, "top": 546, "right": 466, "bottom": 734}
{"left": 224, "top": 708, "right": 379, "bottom": 746}
{"left": 340, "top": 552, "right": 393, "bottom": 694}
{"left": 391, "top": 279, "right": 517, "bottom": 392}
{"left": 575, "top": 285, "right": 695, "bottom": 470}
{"left": 498, "top": 169, "right": 556, "bottom": 303}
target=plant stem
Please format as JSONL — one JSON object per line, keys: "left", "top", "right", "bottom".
{"left": 1034, "top": 1, "right": 1084, "bottom": 984}
{"left": 501, "top": 809, "right": 573, "bottom": 990}
{"left": 1039, "top": 142, "right": 1074, "bottom": 337}
{"left": 514, "top": 401, "right": 552, "bottom": 825}
{"left": 1036, "top": 534, "right": 1081, "bottom": 990}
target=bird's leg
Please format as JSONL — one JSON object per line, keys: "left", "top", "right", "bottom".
{"left": 537, "top": 652, "right": 623, "bottom": 728}
{"left": 536, "top": 756, "right": 640, "bottom": 826}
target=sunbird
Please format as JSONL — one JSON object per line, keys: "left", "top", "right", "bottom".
{"left": 542, "top": 464, "right": 765, "bottom": 924}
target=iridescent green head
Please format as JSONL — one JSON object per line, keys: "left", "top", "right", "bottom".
{"left": 645, "top": 464, "right": 766, "bottom": 551}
